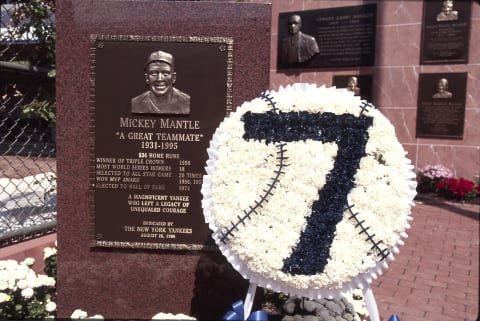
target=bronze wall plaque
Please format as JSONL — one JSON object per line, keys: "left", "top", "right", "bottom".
{"left": 420, "top": 0, "right": 472, "bottom": 65}
{"left": 277, "top": 4, "right": 377, "bottom": 69}
{"left": 89, "top": 35, "right": 233, "bottom": 250}
{"left": 416, "top": 73, "right": 467, "bottom": 139}
{"left": 332, "top": 74, "right": 373, "bottom": 103}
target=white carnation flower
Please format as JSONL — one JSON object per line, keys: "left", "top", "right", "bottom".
{"left": 88, "top": 315, "right": 104, "bottom": 319}
{"left": 14, "top": 266, "right": 28, "bottom": 280}
{"left": 27, "top": 276, "right": 43, "bottom": 288}
{"left": 71, "top": 309, "right": 88, "bottom": 319}
{"left": 21, "top": 257, "right": 35, "bottom": 266}
{"left": 17, "top": 279, "right": 29, "bottom": 290}
{"left": 0, "top": 292, "right": 11, "bottom": 303}
{"left": 46, "top": 301, "right": 57, "bottom": 312}
{"left": 44, "top": 247, "right": 57, "bottom": 260}
{"left": 151, "top": 312, "right": 196, "bottom": 320}
{"left": 7, "top": 277, "right": 16, "bottom": 290}
{"left": 0, "top": 269, "right": 8, "bottom": 281}
{"left": 21, "top": 287, "right": 34, "bottom": 299}
{"left": 2, "top": 260, "right": 18, "bottom": 270}
{"left": 0, "top": 280, "right": 8, "bottom": 291}
{"left": 38, "top": 274, "right": 56, "bottom": 287}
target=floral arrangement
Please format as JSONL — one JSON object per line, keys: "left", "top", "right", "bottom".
{"left": 43, "top": 243, "right": 57, "bottom": 280}
{"left": 0, "top": 250, "right": 57, "bottom": 319}
{"left": 151, "top": 312, "right": 197, "bottom": 320}
{"left": 69, "top": 310, "right": 196, "bottom": 320}
{"left": 1, "top": 242, "right": 198, "bottom": 320}
{"left": 70, "top": 309, "right": 104, "bottom": 319}
{"left": 416, "top": 164, "right": 453, "bottom": 193}
{"left": 436, "top": 177, "right": 480, "bottom": 201}
{"left": 202, "top": 84, "right": 417, "bottom": 298}
{"left": 416, "top": 164, "right": 479, "bottom": 202}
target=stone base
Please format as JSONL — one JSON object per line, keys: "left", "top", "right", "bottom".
{"left": 56, "top": 1, "right": 271, "bottom": 319}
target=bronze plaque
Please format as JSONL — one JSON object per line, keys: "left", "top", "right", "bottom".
{"left": 420, "top": 0, "right": 472, "bottom": 65}
{"left": 277, "top": 4, "right": 377, "bottom": 69}
{"left": 89, "top": 35, "right": 233, "bottom": 250}
{"left": 416, "top": 73, "right": 467, "bottom": 139}
{"left": 332, "top": 74, "right": 373, "bottom": 103}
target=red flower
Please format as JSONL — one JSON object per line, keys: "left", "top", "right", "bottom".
{"left": 436, "top": 177, "right": 479, "bottom": 200}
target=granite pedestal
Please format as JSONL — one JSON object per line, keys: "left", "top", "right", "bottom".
{"left": 56, "top": 1, "right": 271, "bottom": 319}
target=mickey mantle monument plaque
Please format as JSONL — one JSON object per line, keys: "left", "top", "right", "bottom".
{"left": 56, "top": 1, "right": 271, "bottom": 319}
{"left": 90, "top": 35, "right": 232, "bottom": 251}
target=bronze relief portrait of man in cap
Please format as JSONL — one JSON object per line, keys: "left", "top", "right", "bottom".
{"left": 131, "top": 50, "right": 190, "bottom": 115}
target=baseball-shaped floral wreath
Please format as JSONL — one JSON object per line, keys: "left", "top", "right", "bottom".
{"left": 201, "top": 83, "right": 416, "bottom": 299}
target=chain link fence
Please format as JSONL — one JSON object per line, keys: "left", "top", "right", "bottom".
{"left": 1, "top": 1, "right": 57, "bottom": 246}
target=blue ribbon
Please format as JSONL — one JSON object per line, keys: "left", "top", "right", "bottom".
{"left": 223, "top": 300, "right": 268, "bottom": 321}
{"left": 388, "top": 314, "right": 400, "bottom": 321}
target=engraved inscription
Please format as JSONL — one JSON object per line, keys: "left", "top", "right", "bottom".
{"left": 420, "top": 0, "right": 472, "bottom": 64}
{"left": 315, "top": 10, "right": 375, "bottom": 65}
{"left": 416, "top": 73, "right": 467, "bottom": 139}
{"left": 277, "top": 4, "right": 377, "bottom": 69}
{"left": 90, "top": 35, "right": 232, "bottom": 250}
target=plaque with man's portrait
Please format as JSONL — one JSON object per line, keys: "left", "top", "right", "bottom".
{"left": 332, "top": 75, "right": 373, "bottom": 103}
{"left": 89, "top": 35, "right": 233, "bottom": 250}
{"left": 416, "top": 73, "right": 467, "bottom": 139}
{"left": 130, "top": 50, "right": 191, "bottom": 115}
{"left": 277, "top": 4, "right": 377, "bottom": 69}
{"left": 420, "top": 0, "right": 472, "bottom": 65}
